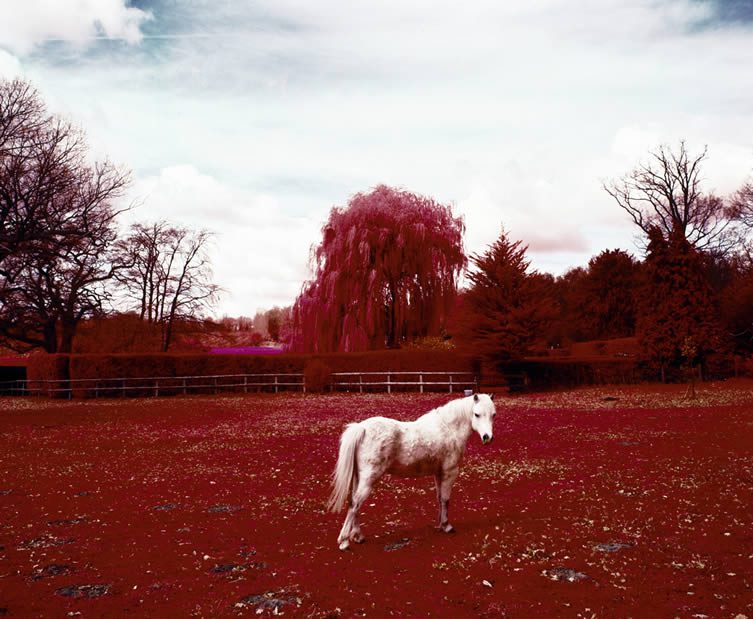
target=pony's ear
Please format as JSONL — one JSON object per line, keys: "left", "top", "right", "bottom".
{"left": 489, "top": 393, "right": 494, "bottom": 401}
{"left": 473, "top": 393, "right": 479, "bottom": 402}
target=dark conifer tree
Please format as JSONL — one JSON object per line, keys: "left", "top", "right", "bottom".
{"left": 462, "top": 230, "right": 555, "bottom": 361}
{"left": 580, "top": 249, "right": 639, "bottom": 340}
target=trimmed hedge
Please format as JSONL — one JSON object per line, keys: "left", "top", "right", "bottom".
{"left": 500, "top": 358, "right": 639, "bottom": 392}
{"left": 69, "top": 353, "right": 309, "bottom": 378}
{"left": 508, "top": 355, "right": 736, "bottom": 389}
{"left": 67, "top": 353, "right": 310, "bottom": 398}
{"left": 24, "top": 350, "right": 480, "bottom": 398}
{"left": 312, "top": 350, "right": 477, "bottom": 373}
{"left": 33, "top": 350, "right": 747, "bottom": 397}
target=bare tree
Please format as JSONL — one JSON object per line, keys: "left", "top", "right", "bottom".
{"left": 0, "top": 79, "right": 45, "bottom": 157}
{"left": 116, "top": 222, "right": 220, "bottom": 351}
{"left": 115, "top": 221, "right": 169, "bottom": 323}
{"left": 731, "top": 180, "right": 753, "bottom": 230}
{"left": 3, "top": 192, "right": 125, "bottom": 352}
{"left": 0, "top": 78, "right": 131, "bottom": 352}
{"left": 604, "top": 141, "right": 732, "bottom": 252}
{"left": 1, "top": 80, "right": 85, "bottom": 274}
{"left": 160, "top": 227, "right": 219, "bottom": 351}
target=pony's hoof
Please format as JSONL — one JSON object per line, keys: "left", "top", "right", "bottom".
{"left": 443, "top": 524, "right": 455, "bottom": 534}
{"left": 352, "top": 532, "right": 365, "bottom": 544}
{"left": 338, "top": 540, "right": 350, "bottom": 551}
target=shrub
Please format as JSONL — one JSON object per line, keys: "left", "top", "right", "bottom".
{"left": 739, "top": 355, "right": 753, "bottom": 378}
{"left": 27, "top": 354, "right": 70, "bottom": 398}
{"left": 305, "top": 359, "right": 332, "bottom": 393}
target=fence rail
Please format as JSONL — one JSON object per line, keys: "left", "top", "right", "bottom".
{"left": 0, "top": 371, "right": 478, "bottom": 399}
{"left": 330, "top": 371, "right": 477, "bottom": 394}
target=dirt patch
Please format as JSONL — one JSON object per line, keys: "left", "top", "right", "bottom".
{"left": 31, "top": 564, "right": 73, "bottom": 580}
{"left": 542, "top": 567, "right": 590, "bottom": 582}
{"left": 55, "top": 584, "right": 111, "bottom": 598}
{"left": 384, "top": 538, "right": 411, "bottom": 551}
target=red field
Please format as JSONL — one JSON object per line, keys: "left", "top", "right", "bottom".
{"left": 1, "top": 383, "right": 753, "bottom": 617}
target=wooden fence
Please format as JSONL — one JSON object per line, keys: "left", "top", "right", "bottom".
{"left": 0, "top": 371, "right": 478, "bottom": 399}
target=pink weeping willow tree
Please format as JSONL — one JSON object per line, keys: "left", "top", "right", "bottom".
{"left": 289, "top": 185, "right": 466, "bottom": 352}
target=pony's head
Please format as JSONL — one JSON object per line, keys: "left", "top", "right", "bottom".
{"left": 470, "top": 393, "right": 496, "bottom": 444}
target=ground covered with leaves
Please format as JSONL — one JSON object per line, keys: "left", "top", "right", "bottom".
{"left": 1, "top": 382, "right": 752, "bottom": 617}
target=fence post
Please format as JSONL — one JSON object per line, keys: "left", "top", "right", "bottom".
{"left": 359, "top": 374, "right": 363, "bottom": 394}
{"left": 420, "top": 373, "right": 424, "bottom": 394}
{"left": 95, "top": 380, "right": 99, "bottom": 399}
{"left": 154, "top": 379, "right": 160, "bottom": 398}
{"left": 243, "top": 376, "right": 248, "bottom": 394}
{"left": 449, "top": 374, "right": 453, "bottom": 394}
{"left": 387, "top": 372, "right": 391, "bottom": 394}
{"left": 275, "top": 375, "right": 279, "bottom": 394}
{"left": 182, "top": 378, "right": 187, "bottom": 396}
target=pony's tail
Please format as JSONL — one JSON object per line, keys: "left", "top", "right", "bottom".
{"left": 328, "top": 423, "right": 365, "bottom": 512}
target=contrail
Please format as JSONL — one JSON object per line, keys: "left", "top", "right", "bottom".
{"left": 41, "top": 32, "right": 227, "bottom": 42}
{"left": 40, "top": 29, "right": 288, "bottom": 43}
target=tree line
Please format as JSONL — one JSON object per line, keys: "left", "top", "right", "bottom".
{"left": 4, "top": 76, "right": 753, "bottom": 375}
{"left": 0, "top": 79, "right": 218, "bottom": 353}
{"left": 287, "top": 142, "right": 753, "bottom": 380}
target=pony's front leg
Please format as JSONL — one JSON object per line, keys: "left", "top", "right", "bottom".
{"left": 437, "top": 468, "right": 458, "bottom": 533}
{"left": 434, "top": 474, "right": 444, "bottom": 529}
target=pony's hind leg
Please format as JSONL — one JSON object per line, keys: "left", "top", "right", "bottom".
{"left": 337, "top": 469, "right": 377, "bottom": 550}
{"left": 436, "top": 468, "right": 459, "bottom": 533}
{"left": 337, "top": 511, "right": 353, "bottom": 550}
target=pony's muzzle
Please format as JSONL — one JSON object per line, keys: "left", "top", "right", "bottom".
{"left": 482, "top": 434, "right": 492, "bottom": 444}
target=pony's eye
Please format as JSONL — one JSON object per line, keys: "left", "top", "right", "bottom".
{"left": 474, "top": 413, "right": 480, "bottom": 418}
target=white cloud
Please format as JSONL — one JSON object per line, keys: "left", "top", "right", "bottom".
{"left": 126, "top": 165, "right": 319, "bottom": 315}
{"left": 0, "top": 49, "right": 22, "bottom": 78}
{"left": 0, "top": 0, "right": 151, "bottom": 55}
{"left": 11, "top": 0, "right": 753, "bottom": 313}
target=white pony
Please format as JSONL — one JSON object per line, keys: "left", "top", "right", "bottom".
{"left": 328, "top": 393, "right": 496, "bottom": 550}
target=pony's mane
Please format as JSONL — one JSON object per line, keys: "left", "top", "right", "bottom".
{"left": 428, "top": 396, "right": 472, "bottom": 420}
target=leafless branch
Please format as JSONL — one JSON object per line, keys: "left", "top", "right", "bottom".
{"left": 603, "top": 141, "right": 732, "bottom": 253}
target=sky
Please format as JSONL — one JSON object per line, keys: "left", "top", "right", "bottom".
{"left": 2, "top": 0, "right": 753, "bottom": 317}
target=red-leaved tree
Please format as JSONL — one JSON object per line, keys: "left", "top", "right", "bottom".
{"left": 290, "top": 185, "right": 466, "bottom": 352}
